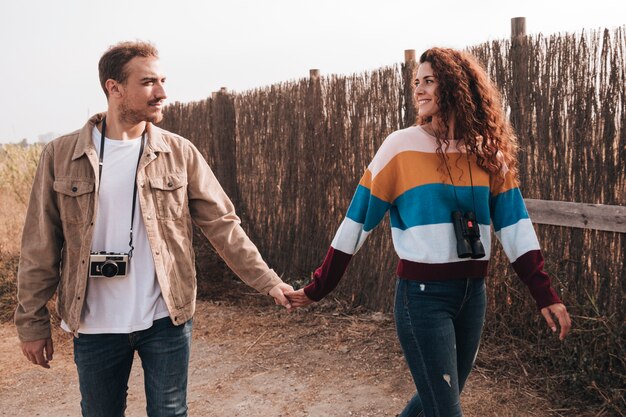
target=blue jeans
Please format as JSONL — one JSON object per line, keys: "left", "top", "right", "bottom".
{"left": 394, "top": 278, "right": 486, "bottom": 417}
{"left": 73, "top": 317, "right": 193, "bottom": 417}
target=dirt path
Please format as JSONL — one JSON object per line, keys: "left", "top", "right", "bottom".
{"left": 0, "top": 282, "right": 553, "bottom": 416}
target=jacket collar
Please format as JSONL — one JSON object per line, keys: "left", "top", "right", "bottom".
{"left": 72, "top": 112, "right": 172, "bottom": 161}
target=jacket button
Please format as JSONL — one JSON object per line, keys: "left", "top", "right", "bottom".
{"left": 167, "top": 182, "right": 173, "bottom": 187}
{"left": 72, "top": 186, "right": 78, "bottom": 192}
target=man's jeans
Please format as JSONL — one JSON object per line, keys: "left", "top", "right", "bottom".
{"left": 394, "top": 278, "right": 486, "bottom": 417}
{"left": 73, "top": 317, "right": 193, "bottom": 417}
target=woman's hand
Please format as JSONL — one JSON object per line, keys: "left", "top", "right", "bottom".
{"left": 540, "top": 303, "right": 572, "bottom": 340}
{"left": 284, "top": 288, "right": 315, "bottom": 308}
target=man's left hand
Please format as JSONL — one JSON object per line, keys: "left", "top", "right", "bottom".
{"left": 269, "top": 283, "right": 294, "bottom": 311}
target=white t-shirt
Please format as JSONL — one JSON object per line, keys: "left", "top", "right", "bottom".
{"left": 61, "top": 126, "right": 169, "bottom": 334}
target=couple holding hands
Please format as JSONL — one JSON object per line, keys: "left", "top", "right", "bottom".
{"left": 15, "top": 41, "right": 570, "bottom": 417}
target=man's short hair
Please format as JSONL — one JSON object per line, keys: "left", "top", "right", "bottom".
{"left": 98, "top": 41, "right": 159, "bottom": 98}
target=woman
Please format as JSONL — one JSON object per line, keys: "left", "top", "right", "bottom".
{"left": 286, "top": 47, "right": 572, "bottom": 417}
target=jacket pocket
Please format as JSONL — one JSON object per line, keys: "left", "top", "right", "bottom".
{"left": 53, "top": 179, "right": 95, "bottom": 224}
{"left": 149, "top": 174, "right": 188, "bottom": 220}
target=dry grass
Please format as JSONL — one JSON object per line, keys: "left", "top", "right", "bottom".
{"left": 0, "top": 144, "right": 41, "bottom": 323}
{"left": 0, "top": 143, "right": 40, "bottom": 255}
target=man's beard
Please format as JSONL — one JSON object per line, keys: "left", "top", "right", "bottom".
{"left": 119, "top": 98, "right": 163, "bottom": 125}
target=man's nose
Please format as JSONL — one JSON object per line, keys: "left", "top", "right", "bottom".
{"left": 155, "top": 83, "right": 167, "bottom": 100}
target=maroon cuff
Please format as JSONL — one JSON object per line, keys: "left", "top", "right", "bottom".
{"left": 303, "top": 247, "right": 352, "bottom": 301}
{"left": 512, "top": 250, "right": 562, "bottom": 309}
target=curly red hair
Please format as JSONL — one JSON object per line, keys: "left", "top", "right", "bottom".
{"left": 416, "top": 47, "right": 519, "bottom": 181}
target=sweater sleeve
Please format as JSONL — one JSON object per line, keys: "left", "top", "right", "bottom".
{"left": 304, "top": 168, "right": 392, "bottom": 301}
{"left": 489, "top": 169, "right": 561, "bottom": 309}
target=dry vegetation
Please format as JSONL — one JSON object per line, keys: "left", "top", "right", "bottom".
{"left": 0, "top": 143, "right": 41, "bottom": 322}
{"left": 0, "top": 143, "right": 40, "bottom": 255}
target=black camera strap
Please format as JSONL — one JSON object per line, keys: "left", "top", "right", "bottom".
{"left": 441, "top": 151, "right": 478, "bottom": 216}
{"left": 98, "top": 117, "right": 146, "bottom": 259}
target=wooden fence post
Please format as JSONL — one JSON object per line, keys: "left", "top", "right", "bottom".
{"left": 511, "top": 17, "right": 526, "bottom": 39}
{"left": 402, "top": 49, "right": 417, "bottom": 127}
{"left": 509, "top": 17, "right": 529, "bottom": 150}
{"left": 210, "top": 87, "right": 239, "bottom": 206}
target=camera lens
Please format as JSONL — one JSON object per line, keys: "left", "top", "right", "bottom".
{"left": 101, "top": 260, "right": 119, "bottom": 278}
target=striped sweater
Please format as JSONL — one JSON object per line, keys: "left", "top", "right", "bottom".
{"left": 304, "top": 125, "right": 561, "bottom": 309}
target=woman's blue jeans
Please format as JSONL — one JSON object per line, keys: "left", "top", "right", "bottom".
{"left": 394, "top": 277, "right": 486, "bottom": 417}
{"left": 73, "top": 317, "right": 193, "bottom": 417}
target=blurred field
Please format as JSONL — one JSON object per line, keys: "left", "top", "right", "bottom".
{"left": 0, "top": 143, "right": 40, "bottom": 254}
{"left": 0, "top": 143, "right": 41, "bottom": 321}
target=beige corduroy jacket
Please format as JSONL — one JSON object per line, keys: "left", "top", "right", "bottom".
{"left": 15, "top": 113, "right": 282, "bottom": 341}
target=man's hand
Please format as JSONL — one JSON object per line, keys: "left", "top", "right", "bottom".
{"left": 20, "top": 338, "right": 54, "bottom": 368}
{"left": 284, "top": 288, "right": 315, "bottom": 308}
{"left": 269, "top": 283, "right": 294, "bottom": 310}
{"left": 541, "top": 303, "right": 572, "bottom": 341}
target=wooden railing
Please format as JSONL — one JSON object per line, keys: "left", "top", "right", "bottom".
{"left": 526, "top": 200, "right": 626, "bottom": 233}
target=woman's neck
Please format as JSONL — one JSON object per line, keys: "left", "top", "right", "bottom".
{"left": 429, "top": 116, "right": 455, "bottom": 140}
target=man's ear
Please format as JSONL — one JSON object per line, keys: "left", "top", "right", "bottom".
{"left": 105, "top": 79, "right": 123, "bottom": 98}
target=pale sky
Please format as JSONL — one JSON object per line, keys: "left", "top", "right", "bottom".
{"left": 1, "top": 0, "right": 624, "bottom": 143}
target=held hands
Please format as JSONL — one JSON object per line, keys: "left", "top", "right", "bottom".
{"left": 284, "top": 288, "right": 315, "bottom": 308}
{"left": 20, "top": 338, "right": 54, "bottom": 368}
{"left": 540, "top": 303, "right": 572, "bottom": 340}
{"left": 269, "top": 283, "right": 316, "bottom": 311}
{"left": 269, "top": 283, "right": 295, "bottom": 311}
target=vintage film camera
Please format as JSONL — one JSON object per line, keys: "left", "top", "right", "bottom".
{"left": 451, "top": 210, "right": 486, "bottom": 259}
{"left": 89, "top": 251, "right": 128, "bottom": 278}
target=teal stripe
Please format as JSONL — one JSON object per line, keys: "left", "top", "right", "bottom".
{"left": 346, "top": 185, "right": 391, "bottom": 232}
{"left": 490, "top": 188, "right": 529, "bottom": 232}
{"left": 390, "top": 183, "right": 491, "bottom": 231}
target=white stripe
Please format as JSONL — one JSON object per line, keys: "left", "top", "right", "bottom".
{"left": 331, "top": 217, "right": 371, "bottom": 255}
{"left": 495, "top": 218, "right": 540, "bottom": 262}
{"left": 368, "top": 126, "right": 465, "bottom": 178}
{"left": 391, "top": 223, "right": 492, "bottom": 263}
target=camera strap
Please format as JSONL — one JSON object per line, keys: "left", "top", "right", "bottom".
{"left": 98, "top": 117, "right": 146, "bottom": 259}
{"left": 440, "top": 150, "right": 478, "bottom": 216}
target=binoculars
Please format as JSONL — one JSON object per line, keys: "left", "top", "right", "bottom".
{"left": 451, "top": 210, "right": 486, "bottom": 259}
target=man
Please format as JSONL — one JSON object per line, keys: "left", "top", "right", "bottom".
{"left": 15, "top": 41, "right": 293, "bottom": 417}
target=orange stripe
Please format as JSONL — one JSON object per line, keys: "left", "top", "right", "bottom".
{"left": 490, "top": 170, "right": 519, "bottom": 196}
{"left": 366, "top": 151, "right": 491, "bottom": 202}
{"left": 359, "top": 169, "right": 373, "bottom": 188}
